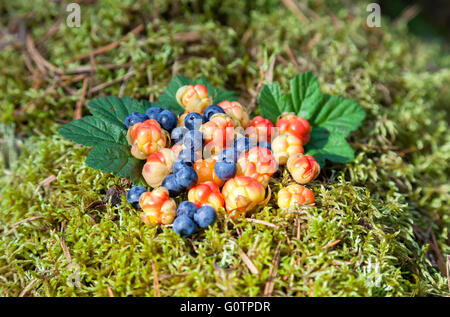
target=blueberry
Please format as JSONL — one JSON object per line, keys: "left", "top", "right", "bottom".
{"left": 258, "top": 141, "right": 272, "bottom": 151}
{"left": 173, "top": 159, "right": 194, "bottom": 174}
{"left": 177, "top": 166, "right": 198, "bottom": 189}
{"left": 173, "top": 215, "right": 197, "bottom": 237}
{"left": 218, "top": 147, "right": 238, "bottom": 162}
{"left": 184, "top": 112, "right": 204, "bottom": 130}
{"left": 162, "top": 174, "right": 184, "bottom": 197}
{"left": 194, "top": 205, "right": 217, "bottom": 228}
{"left": 178, "top": 148, "right": 198, "bottom": 164}
{"left": 215, "top": 160, "right": 237, "bottom": 181}
{"left": 126, "top": 186, "right": 147, "bottom": 209}
{"left": 203, "top": 105, "right": 225, "bottom": 122}
{"left": 124, "top": 112, "right": 148, "bottom": 129}
{"left": 157, "top": 110, "right": 177, "bottom": 132}
{"left": 171, "top": 127, "right": 188, "bottom": 144}
{"left": 182, "top": 130, "right": 203, "bottom": 151}
{"left": 233, "top": 136, "right": 251, "bottom": 154}
{"left": 177, "top": 201, "right": 197, "bottom": 219}
{"left": 145, "top": 107, "right": 163, "bottom": 120}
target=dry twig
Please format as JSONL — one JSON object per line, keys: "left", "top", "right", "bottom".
{"left": 19, "top": 278, "right": 39, "bottom": 297}
{"left": 240, "top": 249, "right": 260, "bottom": 275}
{"left": 151, "top": 260, "right": 161, "bottom": 297}
{"left": 263, "top": 241, "right": 281, "bottom": 296}
{"left": 5, "top": 216, "right": 44, "bottom": 236}
{"left": 321, "top": 239, "right": 341, "bottom": 250}
{"left": 65, "top": 24, "right": 144, "bottom": 64}
{"left": 39, "top": 175, "right": 57, "bottom": 187}
{"left": 107, "top": 285, "right": 115, "bottom": 297}
{"left": 89, "top": 67, "right": 136, "bottom": 94}
{"left": 246, "top": 218, "right": 279, "bottom": 230}
{"left": 281, "top": 0, "right": 309, "bottom": 24}
{"left": 74, "top": 77, "right": 89, "bottom": 119}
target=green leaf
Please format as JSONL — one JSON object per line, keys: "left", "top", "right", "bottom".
{"left": 85, "top": 144, "right": 144, "bottom": 184}
{"left": 88, "top": 96, "right": 149, "bottom": 129}
{"left": 258, "top": 84, "right": 293, "bottom": 123}
{"left": 59, "top": 116, "right": 127, "bottom": 147}
{"left": 59, "top": 96, "right": 154, "bottom": 184}
{"left": 305, "top": 127, "right": 355, "bottom": 167}
{"left": 291, "top": 72, "right": 321, "bottom": 116}
{"left": 160, "top": 74, "right": 237, "bottom": 115}
{"left": 301, "top": 94, "right": 366, "bottom": 137}
{"left": 257, "top": 71, "right": 366, "bottom": 166}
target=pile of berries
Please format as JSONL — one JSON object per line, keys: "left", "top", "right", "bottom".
{"left": 125, "top": 84, "right": 320, "bottom": 237}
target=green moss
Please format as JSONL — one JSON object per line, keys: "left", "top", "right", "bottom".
{"left": 0, "top": 0, "right": 449, "bottom": 296}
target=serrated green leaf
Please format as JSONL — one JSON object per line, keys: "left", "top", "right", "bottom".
{"left": 257, "top": 71, "right": 366, "bottom": 166}
{"left": 305, "top": 128, "right": 355, "bottom": 167}
{"left": 59, "top": 116, "right": 127, "bottom": 147}
{"left": 291, "top": 72, "right": 321, "bottom": 116}
{"left": 59, "top": 96, "right": 155, "bottom": 184}
{"left": 85, "top": 144, "right": 145, "bottom": 184}
{"left": 160, "top": 74, "right": 237, "bottom": 115}
{"left": 258, "top": 84, "right": 293, "bottom": 123}
{"left": 301, "top": 94, "right": 366, "bottom": 137}
{"left": 88, "top": 96, "right": 149, "bottom": 129}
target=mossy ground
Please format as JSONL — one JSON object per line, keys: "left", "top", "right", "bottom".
{"left": 0, "top": 0, "right": 449, "bottom": 296}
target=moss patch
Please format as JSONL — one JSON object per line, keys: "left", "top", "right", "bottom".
{"left": 0, "top": 0, "right": 449, "bottom": 296}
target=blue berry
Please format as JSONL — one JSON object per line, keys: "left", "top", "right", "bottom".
{"left": 184, "top": 112, "right": 204, "bottom": 130}
{"left": 194, "top": 205, "right": 217, "bottom": 228}
{"left": 218, "top": 147, "right": 238, "bottom": 162}
{"left": 258, "top": 141, "right": 272, "bottom": 151}
{"left": 162, "top": 174, "right": 183, "bottom": 197}
{"left": 171, "top": 127, "right": 188, "bottom": 144}
{"left": 124, "top": 112, "right": 148, "bottom": 129}
{"left": 177, "top": 201, "right": 197, "bottom": 219}
{"left": 203, "top": 105, "right": 225, "bottom": 122}
{"left": 173, "top": 215, "right": 197, "bottom": 237}
{"left": 157, "top": 110, "right": 177, "bottom": 132}
{"left": 145, "top": 107, "right": 163, "bottom": 120}
{"left": 173, "top": 159, "right": 194, "bottom": 174}
{"left": 177, "top": 166, "right": 198, "bottom": 189}
{"left": 182, "top": 130, "right": 203, "bottom": 151}
{"left": 126, "top": 186, "right": 147, "bottom": 209}
{"left": 178, "top": 148, "right": 198, "bottom": 164}
{"left": 233, "top": 136, "right": 251, "bottom": 154}
{"left": 215, "top": 160, "right": 237, "bottom": 181}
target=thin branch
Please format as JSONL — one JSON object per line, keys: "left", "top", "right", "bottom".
{"left": 246, "top": 218, "right": 279, "bottom": 230}
{"left": 89, "top": 67, "right": 136, "bottom": 94}
{"left": 60, "top": 235, "right": 72, "bottom": 264}
{"left": 151, "top": 260, "right": 161, "bottom": 297}
{"left": 430, "top": 230, "right": 446, "bottom": 276}
{"left": 38, "top": 175, "right": 56, "bottom": 187}
{"left": 19, "top": 278, "right": 39, "bottom": 297}
{"left": 65, "top": 24, "right": 144, "bottom": 64}
{"left": 107, "top": 285, "right": 115, "bottom": 297}
{"left": 240, "top": 249, "right": 260, "bottom": 275}
{"left": 147, "top": 66, "right": 154, "bottom": 102}
{"left": 281, "top": 0, "right": 309, "bottom": 24}
{"left": 26, "top": 34, "right": 63, "bottom": 75}
{"left": 321, "top": 239, "right": 341, "bottom": 250}
{"left": 263, "top": 241, "right": 281, "bottom": 297}
{"left": 285, "top": 44, "right": 300, "bottom": 71}
{"left": 74, "top": 77, "right": 89, "bottom": 119}
{"left": 395, "top": 5, "right": 421, "bottom": 25}
{"left": 5, "top": 216, "right": 44, "bottom": 236}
